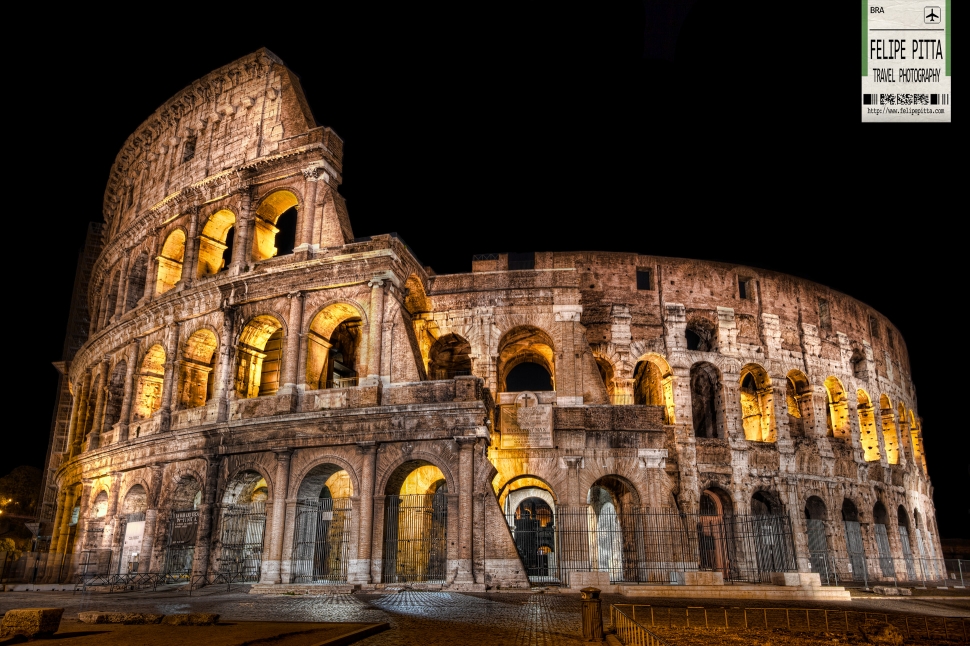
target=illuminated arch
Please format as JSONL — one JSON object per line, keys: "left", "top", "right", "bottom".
{"left": 178, "top": 328, "right": 218, "bottom": 408}
{"left": 690, "top": 361, "right": 723, "bottom": 437}
{"left": 306, "top": 303, "right": 364, "bottom": 389}
{"left": 133, "top": 344, "right": 166, "bottom": 420}
{"left": 235, "top": 315, "right": 284, "bottom": 398}
{"left": 823, "top": 376, "right": 850, "bottom": 438}
{"left": 428, "top": 333, "right": 472, "bottom": 380}
{"left": 498, "top": 326, "right": 556, "bottom": 393}
{"left": 785, "top": 370, "right": 812, "bottom": 437}
{"left": 155, "top": 229, "right": 186, "bottom": 295}
{"left": 879, "top": 394, "right": 900, "bottom": 464}
{"left": 857, "top": 389, "right": 880, "bottom": 461}
{"left": 252, "top": 190, "right": 299, "bottom": 261}
{"left": 634, "top": 353, "right": 676, "bottom": 423}
{"left": 739, "top": 363, "right": 775, "bottom": 442}
{"left": 197, "top": 209, "right": 236, "bottom": 276}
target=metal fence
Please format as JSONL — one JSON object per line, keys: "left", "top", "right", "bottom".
{"left": 164, "top": 508, "right": 199, "bottom": 578}
{"left": 512, "top": 508, "right": 797, "bottom": 586}
{"left": 218, "top": 501, "right": 266, "bottom": 582}
{"left": 609, "top": 604, "right": 969, "bottom": 643}
{"left": 810, "top": 554, "right": 967, "bottom": 589}
{"left": 382, "top": 493, "right": 448, "bottom": 583}
{"left": 291, "top": 497, "right": 353, "bottom": 583}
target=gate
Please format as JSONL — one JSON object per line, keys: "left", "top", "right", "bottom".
{"left": 506, "top": 502, "right": 557, "bottom": 583}
{"left": 382, "top": 493, "right": 447, "bottom": 583}
{"left": 164, "top": 508, "right": 199, "bottom": 577}
{"left": 844, "top": 520, "right": 868, "bottom": 581}
{"left": 292, "top": 498, "right": 353, "bottom": 583}
{"left": 899, "top": 526, "right": 917, "bottom": 580}
{"left": 219, "top": 501, "right": 266, "bottom": 581}
{"left": 874, "top": 523, "right": 895, "bottom": 578}
{"left": 806, "top": 519, "right": 830, "bottom": 580}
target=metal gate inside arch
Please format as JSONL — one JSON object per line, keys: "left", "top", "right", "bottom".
{"left": 292, "top": 498, "right": 353, "bottom": 583}
{"left": 382, "top": 492, "right": 448, "bottom": 583}
{"left": 219, "top": 501, "right": 266, "bottom": 581}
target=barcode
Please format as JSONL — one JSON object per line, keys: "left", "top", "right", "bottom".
{"left": 863, "top": 94, "right": 948, "bottom": 105}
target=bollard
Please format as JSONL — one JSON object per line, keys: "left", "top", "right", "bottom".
{"left": 580, "top": 587, "right": 604, "bottom": 643}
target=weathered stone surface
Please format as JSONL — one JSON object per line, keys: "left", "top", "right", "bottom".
{"left": 78, "top": 612, "right": 164, "bottom": 624}
{"left": 0, "top": 607, "right": 64, "bottom": 639}
{"left": 161, "top": 613, "right": 220, "bottom": 625}
{"left": 872, "top": 585, "right": 912, "bottom": 596}
{"left": 859, "top": 621, "right": 904, "bottom": 645}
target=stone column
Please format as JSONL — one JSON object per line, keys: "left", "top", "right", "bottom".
{"left": 214, "top": 308, "right": 235, "bottom": 422}
{"left": 278, "top": 292, "right": 304, "bottom": 396}
{"left": 70, "top": 373, "right": 92, "bottom": 457}
{"left": 73, "top": 479, "right": 94, "bottom": 573}
{"left": 113, "top": 255, "right": 130, "bottom": 320}
{"left": 454, "top": 436, "right": 478, "bottom": 583}
{"left": 44, "top": 489, "right": 70, "bottom": 581}
{"left": 144, "top": 233, "right": 159, "bottom": 302}
{"left": 159, "top": 323, "right": 180, "bottom": 432}
{"left": 260, "top": 449, "right": 292, "bottom": 584}
{"left": 365, "top": 278, "right": 386, "bottom": 384}
{"left": 297, "top": 167, "right": 321, "bottom": 249}
{"left": 139, "top": 464, "right": 164, "bottom": 573}
{"left": 230, "top": 186, "right": 254, "bottom": 271}
{"left": 101, "top": 473, "right": 122, "bottom": 555}
{"left": 353, "top": 442, "right": 377, "bottom": 584}
{"left": 192, "top": 455, "right": 222, "bottom": 578}
{"left": 64, "top": 379, "right": 83, "bottom": 456}
{"left": 118, "top": 341, "right": 140, "bottom": 441}
{"left": 178, "top": 207, "right": 201, "bottom": 287}
{"left": 86, "top": 360, "right": 111, "bottom": 451}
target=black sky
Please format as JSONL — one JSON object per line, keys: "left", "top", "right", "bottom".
{"left": 13, "top": 5, "right": 962, "bottom": 537}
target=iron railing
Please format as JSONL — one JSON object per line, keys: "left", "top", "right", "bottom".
{"left": 291, "top": 497, "right": 353, "bottom": 583}
{"left": 164, "top": 508, "right": 199, "bottom": 578}
{"left": 611, "top": 605, "right": 671, "bottom": 645}
{"left": 326, "top": 377, "right": 359, "bottom": 389}
{"left": 382, "top": 493, "right": 448, "bottom": 583}
{"left": 218, "top": 501, "right": 266, "bottom": 582}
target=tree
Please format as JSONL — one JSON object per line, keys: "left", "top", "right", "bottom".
{"left": 0, "top": 466, "right": 42, "bottom": 518}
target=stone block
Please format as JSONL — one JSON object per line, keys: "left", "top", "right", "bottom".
{"left": 0, "top": 607, "right": 64, "bottom": 639}
{"left": 569, "top": 571, "right": 611, "bottom": 589}
{"left": 681, "top": 571, "right": 724, "bottom": 586}
{"left": 78, "top": 611, "right": 164, "bottom": 624}
{"left": 872, "top": 586, "right": 912, "bottom": 596}
{"left": 770, "top": 572, "right": 821, "bottom": 587}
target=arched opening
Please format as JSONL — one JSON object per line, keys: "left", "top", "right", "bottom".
{"left": 804, "top": 496, "right": 829, "bottom": 577}
{"left": 102, "top": 361, "right": 127, "bottom": 436}
{"left": 698, "top": 488, "right": 735, "bottom": 577}
{"left": 428, "top": 334, "right": 472, "bottom": 380}
{"left": 595, "top": 357, "right": 617, "bottom": 403}
{"left": 235, "top": 316, "right": 284, "bottom": 398}
{"left": 857, "top": 390, "right": 880, "bottom": 461}
{"left": 103, "top": 270, "right": 121, "bottom": 325}
{"left": 92, "top": 490, "right": 109, "bottom": 518}
{"left": 220, "top": 470, "right": 268, "bottom": 581}
{"left": 785, "top": 371, "right": 812, "bottom": 438}
{"left": 119, "top": 485, "right": 148, "bottom": 574}
{"left": 897, "top": 505, "right": 917, "bottom": 579}
{"left": 851, "top": 349, "right": 867, "bottom": 379}
{"left": 685, "top": 317, "right": 716, "bottom": 352}
{"left": 164, "top": 477, "right": 202, "bottom": 577}
{"left": 178, "top": 329, "right": 218, "bottom": 409}
{"left": 501, "top": 477, "right": 558, "bottom": 583}
{"left": 293, "top": 464, "right": 354, "bottom": 583}
{"left": 879, "top": 394, "right": 899, "bottom": 464}
{"left": 872, "top": 501, "right": 895, "bottom": 578}
{"left": 498, "top": 326, "right": 555, "bottom": 393}
{"left": 125, "top": 252, "right": 148, "bottom": 312}
{"left": 252, "top": 190, "right": 299, "bottom": 261}
{"left": 155, "top": 229, "right": 186, "bottom": 295}
{"left": 587, "top": 476, "right": 640, "bottom": 583}
{"left": 690, "top": 362, "right": 723, "bottom": 437}
{"left": 739, "top": 364, "right": 775, "bottom": 442}
{"left": 381, "top": 461, "right": 448, "bottom": 583}
{"left": 133, "top": 345, "right": 165, "bottom": 421}
{"left": 905, "top": 406, "right": 924, "bottom": 469}
{"left": 306, "top": 304, "right": 362, "bottom": 390}
{"left": 403, "top": 274, "right": 430, "bottom": 316}
{"left": 841, "top": 499, "right": 866, "bottom": 580}
{"left": 197, "top": 209, "right": 236, "bottom": 277}
{"left": 824, "top": 376, "right": 850, "bottom": 438}
{"left": 634, "top": 355, "right": 675, "bottom": 420}
{"left": 749, "top": 490, "right": 793, "bottom": 576}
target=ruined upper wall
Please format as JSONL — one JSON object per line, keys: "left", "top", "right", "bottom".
{"left": 102, "top": 49, "right": 331, "bottom": 236}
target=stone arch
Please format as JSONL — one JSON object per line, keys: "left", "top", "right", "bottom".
{"left": 850, "top": 348, "right": 867, "bottom": 379}
{"left": 750, "top": 489, "right": 783, "bottom": 516}
{"left": 739, "top": 363, "right": 775, "bottom": 442}
{"left": 690, "top": 361, "right": 724, "bottom": 437}
{"left": 133, "top": 344, "right": 165, "bottom": 420}
{"left": 91, "top": 489, "right": 109, "bottom": 518}
{"left": 306, "top": 302, "right": 365, "bottom": 389}
{"left": 252, "top": 189, "right": 300, "bottom": 261}
{"left": 170, "top": 475, "right": 202, "bottom": 510}
{"left": 685, "top": 315, "right": 717, "bottom": 352}
{"left": 698, "top": 486, "right": 735, "bottom": 577}
{"left": 879, "top": 393, "right": 900, "bottom": 464}
{"left": 824, "top": 376, "right": 850, "bottom": 438}
{"left": 381, "top": 458, "right": 454, "bottom": 496}
{"left": 291, "top": 458, "right": 358, "bottom": 500}
{"left": 235, "top": 314, "right": 285, "bottom": 398}
{"left": 841, "top": 498, "right": 860, "bottom": 522}
{"left": 498, "top": 325, "right": 556, "bottom": 393}
{"left": 102, "top": 359, "right": 128, "bottom": 432}
{"left": 587, "top": 475, "right": 641, "bottom": 582}
{"left": 785, "top": 370, "right": 812, "bottom": 437}
{"left": 873, "top": 501, "right": 890, "bottom": 526}
{"left": 197, "top": 208, "right": 236, "bottom": 276}
{"left": 497, "top": 474, "right": 560, "bottom": 511}
{"left": 633, "top": 353, "right": 675, "bottom": 422}
{"left": 857, "top": 389, "right": 880, "bottom": 461}
{"left": 121, "top": 483, "right": 149, "bottom": 516}
{"left": 178, "top": 327, "right": 218, "bottom": 409}
{"left": 103, "top": 269, "right": 122, "bottom": 325}
{"left": 805, "top": 495, "right": 827, "bottom": 520}
{"left": 124, "top": 251, "right": 149, "bottom": 312}
{"left": 403, "top": 274, "right": 430, "bottom": 316}
{"left": 428, "top": 333, "right": 472, "bottom": 380}
{"left": 222, "top": 469, "right": 271, "bottom": 505}
{"left": 155, "top": 228, "right": 186, "bottom": 295}
{"left": 595, "top": 355, "right": 616, "bottom": 401}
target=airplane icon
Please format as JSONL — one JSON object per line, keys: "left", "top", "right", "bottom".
{"left": 925, "top": 7, "right": 940, "bottom": 22}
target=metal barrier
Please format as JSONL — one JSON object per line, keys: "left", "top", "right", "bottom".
{"left": 610, "top": 605, "right": 671, "bottom": 645}
{"left": 611, "top": 604, "right": 969, "bottom": 643}
{"left": 810, "top": 554, "right": 966, "bottom": 589}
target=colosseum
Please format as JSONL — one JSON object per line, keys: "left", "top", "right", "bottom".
{"left": 37, "top": 49, "right": 941, "bottom": 595}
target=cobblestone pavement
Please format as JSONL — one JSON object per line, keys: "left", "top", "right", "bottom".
{"left": 1, "top": 588, "right": 967, "bottom": 645}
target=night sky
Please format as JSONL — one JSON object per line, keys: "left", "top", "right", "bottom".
{"left": 13, "top": 5, "right": 961, "bottom": 537}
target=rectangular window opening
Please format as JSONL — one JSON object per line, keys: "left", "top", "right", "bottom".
{"left": 818, "top": 298, "right": 831, "bottom": 331}
{"left": 738, "top": 277, "right": 750, "bottom": 300}
{"left": 869, "top": 315, "right": 880, "bottom": 339}
{"left": 508, "top": 252, "right": 535, "bottom": 271}
{"left": 887, "top": 328, "right": 895, "bottom": 349}
{"left": 636, "top": 268, "right": 653, "bottom": 290}
{"left": 182, "top": 136, "right": 197, "bottom": 164}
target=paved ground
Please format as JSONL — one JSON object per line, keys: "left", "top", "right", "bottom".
{"left": 1, "top": 587, "right": 968, "bottom": 645}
